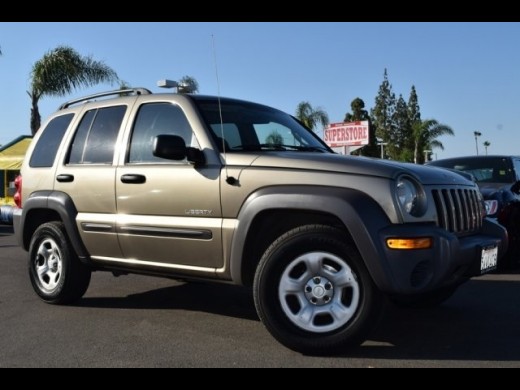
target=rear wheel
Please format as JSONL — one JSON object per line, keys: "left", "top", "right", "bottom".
{"left": 29, "top": 222, "right": 91, "bottom": 305}
{"left": 254, "top": 225, "right": 382, "bottom": 355}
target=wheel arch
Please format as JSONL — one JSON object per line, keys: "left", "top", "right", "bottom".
{"left": 230, "top": 186, "right": 394, "bottom": 290}
{"left": 19, "top": 191, "right": 90, "bottom": 262}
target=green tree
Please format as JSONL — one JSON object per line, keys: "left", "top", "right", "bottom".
{"left": 295, "top": 101, "right": 329, "bottom": 132}
{"left": 344, "top": 97, "right": 369, "bottom": 122}
{"left": 28, "top": 46, "right": 119, "bottom": 134}
{"left": 177, "top": 75, "right": 199, "bottom": 94}
{"left": 393, "top": 94, "right": 413, "bottom": 162}
{"left": 371, "top": 69, "right": 396, "bottom": 159}
{"left": 412, "top": 119, "right": 454, "bottom": 164}
{"left": 407, "top": 85, "right": 421, "bottom": 124}
{"left": 483, "top": 141, "right": 491, "bottom": 155}
{"left": 344, "top": 97, "right": 379, "bottom": 157}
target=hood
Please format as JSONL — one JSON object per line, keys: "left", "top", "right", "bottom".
{"left": 225, "top": 152, "right": 474, "bottom": 186}
{"left": 479, "top": 184, "right": 509, "bottom": 198}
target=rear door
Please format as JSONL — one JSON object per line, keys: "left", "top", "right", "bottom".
{"left": 115, "top": 101, "right": 223, "bottom": 272}
{"left": 54, "top": 104, "right": 129, "bottom": 260}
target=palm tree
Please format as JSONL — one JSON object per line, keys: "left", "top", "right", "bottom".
{"left": 483, "top": 141, "right": 491, "bottom": 155}
{"left": 28, "top": 45, "right": 119, "bottom": 134}
{"left": 177, "top": 76, "right": 199, "bottom": 94}
{"left": 265, "top": 131, "right": 283, "bottom": 145}
{"left": 412, "top": 119, "right": 454, "bottom": 164}
{"left": 295, "top": 101, "right": 329, "bottom": 132}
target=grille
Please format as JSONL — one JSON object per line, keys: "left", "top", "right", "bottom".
{"left": 432, "top": 188, "right": 484, "bottom": 235}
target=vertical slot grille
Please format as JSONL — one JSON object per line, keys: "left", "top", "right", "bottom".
{"left": 432, "top": 188, "right": 483, "bottom": 235}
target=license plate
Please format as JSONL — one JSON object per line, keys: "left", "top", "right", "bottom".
{"left": 481, "top": 246, "right": 498, "bottom": 274}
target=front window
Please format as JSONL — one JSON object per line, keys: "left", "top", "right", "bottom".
{"left": 513, "top": 159, "right": 520, "bottom": 181}
{"left": 195, "top": 98, "right": 330, "bottom": 153}
{"left": 128, "top": 103, "right": 199, "bottom": 164}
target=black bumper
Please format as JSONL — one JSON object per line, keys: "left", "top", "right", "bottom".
{"left": 374, "top": 218, "right": 508, "bottom": 295}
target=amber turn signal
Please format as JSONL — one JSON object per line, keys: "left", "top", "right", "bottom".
{"left": 386, "top": 237, "right": 433, "bottom": 250}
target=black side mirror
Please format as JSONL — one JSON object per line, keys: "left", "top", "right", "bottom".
{"left": 153, "top": 135, "right": 187, "bottom": 161}
{"left": 512, "top": 181, "right": 520, "bottom": 195}
{"left": 153, "top": 135, "right": 205, "bottom": 166}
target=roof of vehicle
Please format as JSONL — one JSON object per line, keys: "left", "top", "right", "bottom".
{"left": 429, "top": 155, "right": 520, "bottom": 165}
{"left": 57, "top": 87, "right": 272, "bottom": 112}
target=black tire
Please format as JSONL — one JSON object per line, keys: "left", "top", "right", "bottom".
{"left": 28, "top": 222, "right": 91, "bottom": 305}
{"left": 390, "top": 285, "right": 459, "bottom": 309}
{"left": 253, "top": 225, "right": 382, "bottom": 355}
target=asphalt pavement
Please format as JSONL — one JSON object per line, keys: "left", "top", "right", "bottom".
{"left": 1, "top": 228, "right": 520, "bottom": 367}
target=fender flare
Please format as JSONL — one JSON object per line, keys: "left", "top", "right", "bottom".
{"left": 19, "top": 191, "right": 90, "bottom": 261}
{"left": 229, "top": 185, "right": 397, "bottom": 291}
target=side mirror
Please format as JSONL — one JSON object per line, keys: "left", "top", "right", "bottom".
{"left": 153, "top": 135, "right": 205, "bottom": 166}
{"left": 512, "top": 181, "right": 520, "bottom": 195}
{"left": 153, "top": 135, "right": 187, "bottom": 161}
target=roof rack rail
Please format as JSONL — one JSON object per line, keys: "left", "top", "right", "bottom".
{"left": 58, "top": 88, "right": 152, "bottom": 110}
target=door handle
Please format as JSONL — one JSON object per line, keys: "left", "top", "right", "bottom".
{"left": 121, "top": 174, "right": 146, "bottom": 184}
{"left": 56, "top": 174, "right": 74, "bottom": 183}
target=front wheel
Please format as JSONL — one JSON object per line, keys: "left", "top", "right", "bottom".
{"left": 254, "top": 225, "right": 382, "bottom": 355}
{"left": 29, "top": 222, "right": 91, "bottom": 305}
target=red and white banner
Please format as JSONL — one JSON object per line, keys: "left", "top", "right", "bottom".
{"left": 324, "top": 121, "right": 369, "bottom": 148}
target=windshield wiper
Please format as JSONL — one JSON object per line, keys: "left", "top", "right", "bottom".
{"left": 231, "top": 144, "right": 327, "bottom": 153}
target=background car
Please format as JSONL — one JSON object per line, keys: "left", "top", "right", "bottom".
{"left": 429, "top": 156, "right": 520, "bottom": 268}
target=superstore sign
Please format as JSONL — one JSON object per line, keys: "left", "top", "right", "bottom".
{"left": 324, "top": 121, "right": 369, "bottom": 148}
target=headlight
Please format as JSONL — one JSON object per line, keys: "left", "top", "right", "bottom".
{"left": 396, "top": 177, "right": 426, "bottom": 217}
{"left": 485, "top": 200, "right": 499, "bottom": 216}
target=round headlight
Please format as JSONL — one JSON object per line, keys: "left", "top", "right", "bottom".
{"left": 396, "top": 177, "right": 425, "bottom": 217}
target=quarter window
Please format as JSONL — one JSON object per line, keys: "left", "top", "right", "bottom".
{"left": 29, "top": 114, "right": 74, "bottom": 168}
{"left": 68, "top": 106, "right": 126, "bottom": 165}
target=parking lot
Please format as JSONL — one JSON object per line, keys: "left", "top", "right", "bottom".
{"left": 1, "top": 226, "right": 519, "bottom": 367}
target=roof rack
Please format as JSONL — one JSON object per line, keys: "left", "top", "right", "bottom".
{"left": 58, "top": 88, "right": 153, "bottom": 110}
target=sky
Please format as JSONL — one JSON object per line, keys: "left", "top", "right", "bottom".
{"left": 0, "top": 22, "right": 518, "bottom": 159}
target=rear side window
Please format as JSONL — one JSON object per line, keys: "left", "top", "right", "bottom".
{"left": 29, "top": 114, "right": 74, "bottom": 168}
{"left": 68, "top": 106, "right": 126, "bottom": 165}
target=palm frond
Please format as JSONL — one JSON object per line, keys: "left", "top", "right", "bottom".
{"left": 31, "top": 46, "right": 119, "bottom": 98}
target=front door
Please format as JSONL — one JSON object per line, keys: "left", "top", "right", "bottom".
{"left": 115, "top": 102, "right": 222, "bottom": 271}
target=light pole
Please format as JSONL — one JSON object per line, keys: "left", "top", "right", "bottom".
{"left": 474, "top": 131, "right": 482, "bottom": 155}
{"left": 377, "top": 140, "right": 388, "bottom": 159}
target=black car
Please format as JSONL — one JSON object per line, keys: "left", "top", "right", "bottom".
{"left": 429, "top": 156, "right": 520, "bottom": 267}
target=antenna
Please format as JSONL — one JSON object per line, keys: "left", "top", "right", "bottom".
{"left": 212, "top": 34, "right": 237, "bottom": 186}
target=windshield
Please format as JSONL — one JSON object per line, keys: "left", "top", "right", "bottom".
{"left": 194, "top": 98, "right": 331, "bottom": 153}
{"left": 430, "top": 157, "right": 515, "bottom": 184}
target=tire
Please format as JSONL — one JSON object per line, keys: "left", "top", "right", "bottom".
{"left": 390, "top": 285, "right": 459, "bottom": 309}
{"left": 28, "top": 222, "right": 91, "bottom": 305}
{"left": 253, "top": 225, "right": 382, "bottom": 355}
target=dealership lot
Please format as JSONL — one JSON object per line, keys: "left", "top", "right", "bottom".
{"left": 0, "top": 229, "right": 519, "bottom": 367}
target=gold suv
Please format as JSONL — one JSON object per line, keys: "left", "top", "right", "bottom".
{"left": 14, "top": 88, "right": 507, "bottom": 354}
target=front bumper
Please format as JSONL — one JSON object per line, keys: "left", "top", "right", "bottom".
{"left": 375, "top": 218, "right": 508, "bottom": 295}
